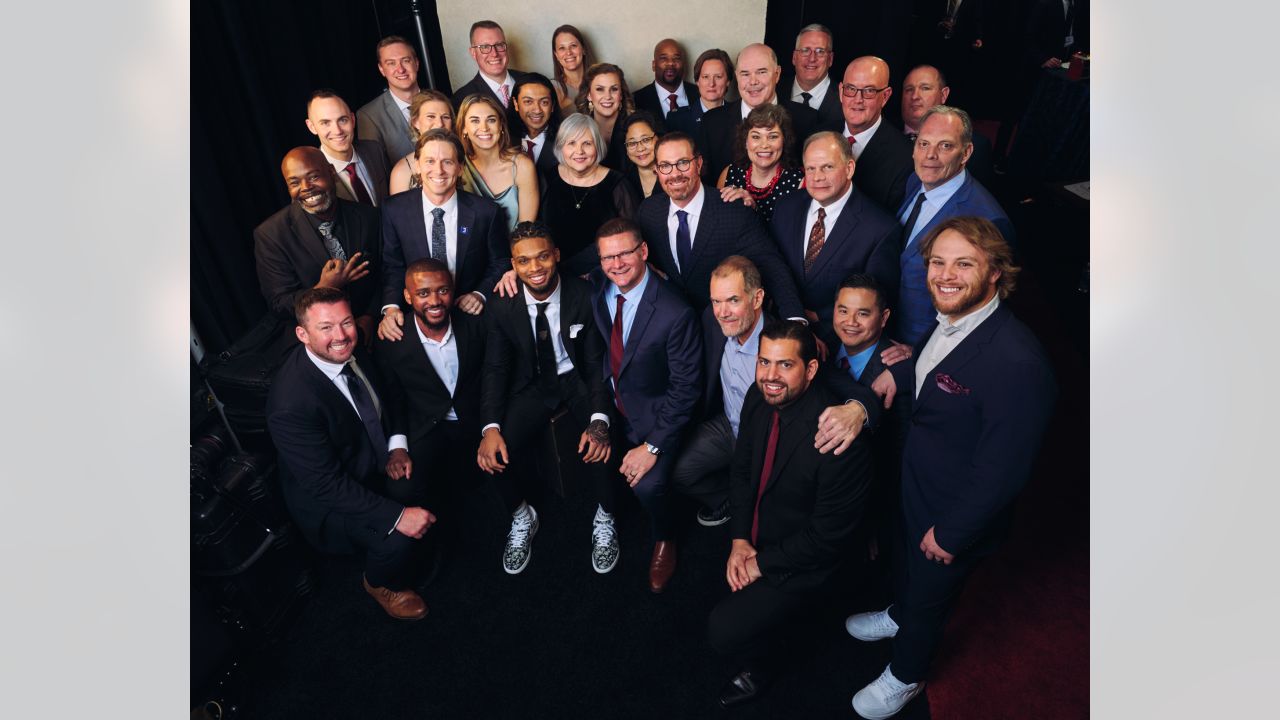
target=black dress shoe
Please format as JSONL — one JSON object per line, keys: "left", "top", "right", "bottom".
{"left": 718, "top": 669, "right": 762, "bottom": 708}
{"left": 697, "top": 500, "right": 732, "bottom": 527}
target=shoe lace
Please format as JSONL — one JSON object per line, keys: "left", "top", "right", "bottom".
{"left": 872, "top": 671, "right": 913, "bottom": 700}
{"left": 509, "top": 512, "right": 533, "bottom": 545}
{"left": 592, "top": 516, "right": 616, "bottom": 546}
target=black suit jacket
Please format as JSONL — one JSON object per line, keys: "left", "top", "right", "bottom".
{"left": 636, "top": 187, "right": 804, "bottom": 320}
{"left": 333, "top": 139, "right": 391, "bottom": 206}
{"left": 451, "top": 70, "right": 528, "bottom": 130}
{"left": 699, "top": 100, "right": 823, "bottom": 183}
{"left": 729, "top": 383, "right": 871, "bottom": 594}
{"left": 266, "top": 345, "right": 401, "bottom": 550}
{"left": 380, "top": 189, "right": 508, "bottom": 307}
{"left": 852, "top": 122, "right": 915, "bottom": 213}
{"left": 253, "top": 199, "right": 383, "bottom": 319}
{"left": 633, "top": 81, "right": 700, "bottom": 119}
{"left": 778, "top": 72, "right": 845, "bottom": 134}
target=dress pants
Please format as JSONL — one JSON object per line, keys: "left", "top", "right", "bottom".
{"left": 318, "top": 506, "right": 419, "bottom": 591}
{"left": 669, "top": 413, "right": 735, "bottom": 510}
{"left": 708, "top": 581, "right": 809, "bottom": 664}
{"left": 392, "top": 420, "right": 472, "bottom": 550}
{"left": 612, "top": 414, "right": 674, "bottom": 541}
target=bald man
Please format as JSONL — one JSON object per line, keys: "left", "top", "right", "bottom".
{"left": 254, "top": 146, "right": 383, "bottom": 343}
{"left": 633, "top": 38, "right": 700, "bottom": 121}
{"left": 838, "top": 56, "right": 913, "bottom": 214}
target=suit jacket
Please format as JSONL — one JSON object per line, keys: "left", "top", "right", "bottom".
{"left": 852, "top": 122, "right": 915, "bottom": 214}
{"left": 266, "top": 345, "right": 401, "bottom": 550}
{"left": 451, "top": 70, "right": 527, "bottom": 130}
{"left": 333, "top": 139, "right": 391, "bottom": 206}
{"left": 380, "top": 189, "right": 508, "bottom": 307}
{"left": 700, "top": 100, "right": 823, "bottom": 183}
{"left": 728, "top": 382, "right": 871, "bottom": 594}
{"left": 633, "top": 81, "right": 700, "bottom": 119}
{"left": 889, "top": 302, "right": 1055, "bottom": 557}
{"left": 591, "top": 271, "right": 702, "bottom": 451}
{"left": 769, "top": 188, "right": 902, "bottom": 347}
{"left": 895, "top": 170, "right": 1013, "bottom": 344}
{"left": 637, "top": 187, "right": 804, "bottom": 320}
{"left": 357, "top": 90, "right": 414, "bottom": 165}
{"left": 373, "top": 309, "right": 485, "bottom": 449}
{"left": 778, "top": 72, "right": 845, "bottom": 134}
{"left": 480, "top": 275, "right": 611, "bottom": 428}
{"left": 253, "top": 199, "right": 382, "bottom": 319}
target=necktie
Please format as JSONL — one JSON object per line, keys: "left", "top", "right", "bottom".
{"left": 534, "top": 302, "right": 560, "bottom": 408}
{"left": 500, "top": 84, "right": 510, "bottom": 108}
{"left": 342, "top": 163, "right": 374, "bottom": 205}
{"left": 847, "top": 135, "right": 857, "bottom": 146}
{"left": 317, "top": 221, "right": 346, "bottom": 260}
{"left": 801, "top": 92, "right": 813, "bottom": 108}
{"left": 902, "top": 192, "right": 928, "bottom": 248}
{"left": 430, "top": 207, "right": 447, "bottom": 263}
{"left": 675, "top": 210, "right": 692, "bottom": 273}
{"left": 803, "top": 207, "right": 826, "bottom": 274}
{"left": 667, "top": 93, "right": 678, "bottom": 112}
{"left": 340, "top": 363, "right": 388, "bottom": 467}
{"left": 751, "top": 410, "right": 781, "bottom": 545}
{"left": 838, "top": 356, "right": 851, "bottom": 372}
{"left": 525, "top": 139, "right": 536, "bottom": 158}
{"left": 610, "top": 294, "right": 627, "bottom": 415}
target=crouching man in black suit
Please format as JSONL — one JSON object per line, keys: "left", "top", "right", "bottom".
{"left": 267, "top": 288, "right": 435, "bottom": 621}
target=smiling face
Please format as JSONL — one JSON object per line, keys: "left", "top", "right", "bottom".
{"left": 416, "top": 138, "right": 461, "bottom": 205}
{"left": 833, "top": 287, "right": 888, "bottom": 355}
{"left": 652, "top": 39, "right": 685, "bottom": 90}
{"left": 588, "top": 72, "right": 623, "bottom": 119}
{"left": 377, "top": 42, "right": 419, "bottom": 94}
{"left": 802, "top": 136, "right": 854, "bottom": 206}
{"left": 511, "top": 235, "right": 561, "bottom": 298}
{"left": 697, "top": 58, "right": 729, "bottom": 104}
{"left": 709, "top": 272, "right": 764, "bottom": 342}
{"left": 597, "top": 231, "right": 648, "bottom": 293}
{"left": 655, "top": 138, "right": 702, "bottom": 203}
{"left": 405, "top": 269, "right": 454, "bottom": 332}
{"left": 516, "top": 83, "right": 554, "bottom": 137}
{"left": 913, "top": 111, "right": 972, "bottom": 190}
{"left": 469, "top": 26, "right": 509, "bottom": 80}
{"left": 560, "top": 129, "right": 599, "bottom": 173}
{"left": 746, "top": 123, "right": 784, "bottom": 172}
{"left": 901, "top": 66, "right": 949, "bottom": 131}
{"left": 756, "top": 336, "right": 817, "bottom": 408}
{"left": 554, "top": 31, "right": 583, "bottom": 73}
{"left": 736, "top": 45, "right": 781, "bottom": 109}
{"left": 841, "top": 57, "right": 891, "bottom": 134}
{"left": 927, "top": 229, "right": 999, "bottom": 320}
{"left": 305, "top": 96, "right": 355, "bottom": 159}
{"left": 462, "top": 103, "right": 502, "bottom": 152}
{"left": 281, "top": 148, "right": 336, "bottom": 219}
{"left": 792, "top": 30, "right": 834, "bottom": 89}
{"left": 296, "top": 301, "right": 357, "bottom": 364}
{"left": 413, "top": 99, "right": 453, "bottom": 134}
{"left": 625, "top": 121, "right": 657, "bottom": 168}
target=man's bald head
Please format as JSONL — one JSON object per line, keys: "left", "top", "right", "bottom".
{"left": 280, "top": 147, "right": 337, "bottom": 218}
{"left": 735, "top": 43, "right": 781, "bottom": 109}
{"left": 840, "top": 56, "right": 892, "bottom": 134}
{"left": 652, "top": 38, "right": 686, "bottom": 91}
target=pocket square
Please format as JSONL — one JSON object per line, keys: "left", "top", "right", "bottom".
{"left": 569, "top": 323, "right": 584, "bottom": 339}
{"left": 935, "top": 373, "right": 971, "bottom": 395}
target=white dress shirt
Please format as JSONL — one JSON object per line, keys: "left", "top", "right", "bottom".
{"left": 419, "top": 190, "right": 460, "bottom": 274}
{"left": 522, "top": 132, "right": 547, "bottom": 162}
{"left": 658, "top": 83, "right": 690, "bottom": 118}
{"left": 393, "top": 92, "right": 411, "bottom": 125}
{"left": 322, "top": 147, "right": 378, "bottom": 207}
{"left": 914, "top": 294, "right": 1001, "bottom": 398}
{"left": 790, "top": 74, "right": 832, "bottom": 109}
{"left": 740, "top": 97, "right": 778, "bottom": 120}
{"left": 842, "top": 114, "right": 884, "bottom": 160}
{"left": 666, "top": 184, "right": 706, "bottom": 272}
{"left": 803, "top": 183, "right": 855, "bottom": 257}
{"left": 481, "top": 72, "right": 516, "bottom": 107}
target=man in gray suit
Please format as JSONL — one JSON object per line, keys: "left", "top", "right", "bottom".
{"left": 356, "top": 36, "right": 422, "bottom": 165}
{"left": 306, "top": 90, "right": 390, "bottom": 207}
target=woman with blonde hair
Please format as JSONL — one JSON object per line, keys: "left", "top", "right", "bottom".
{"left": 389, "top": 89, "right": 455, "bottom": 195}
{"left": 456, "top": 94, "right": 540, "bottom": 233}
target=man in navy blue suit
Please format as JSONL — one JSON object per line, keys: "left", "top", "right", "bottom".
{"left": 591, "top": 218, "right": 703, "bottom": 593}
{"left": 845, "top": 216, "right": 1055, "bottom": 719}
{"left": 895, "top": 105, "right": 1012, "bottom": 344}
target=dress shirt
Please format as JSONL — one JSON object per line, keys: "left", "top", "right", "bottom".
{"left": 901, "top": 168, "right": 967, "bottom": 249}
{"left": 790, "top": 74, "right": 832, "bottom": 109}
{"left": 523, "top": 132, "right": 547, "bottom": 162}
{"left": 842, "top": 114, "right": 884, "bottom": 160}
{"left": 392, "top": 92, "right": 412, "bottom": 125}
{"left": 740, "top": 97, "right": 779, "bottom": 120}
{"left": 419, "top": 190, "right": 460, "bottom": 273}
{"left": 603, "top": 265, "right": 651, "bottom": 347}
{"left": 385, "top": 318, "right": 460, "bottom": 450}
{"left": 481, "top": 72, "right": 516, "bottom": 107}
{"left": 657, "top": 83, "right": 690, "bottom": 118}
{"left": 666, "top": 185, "right": 706, "bottom": 272}
{"left": 836, "top": 342, "right": 878, "bottom": 382}
{"left": 803, "top": 183, "right": 855, "bottom": 257}
{"left": 914, "top": 294, "right": 1001, "bottom": 398}
{"left": 322, "top": 147, "right": 378, "bottom": 207}
{"left": 720, "top": 313, "right": 764, "bottom": 437}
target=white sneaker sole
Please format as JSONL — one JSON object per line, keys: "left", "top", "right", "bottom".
{"left": 851, "top": 684, "right": 924, "bottom": 719}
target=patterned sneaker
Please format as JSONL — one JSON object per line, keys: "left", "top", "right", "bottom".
{"left": 851, "top": 665, "right": 924, "bottom": 719}
{"left": 591, "top": 506, "right": 620, "bottom": 574}
{"left": 502, "top": 504, "right": 539, "bottom": 574}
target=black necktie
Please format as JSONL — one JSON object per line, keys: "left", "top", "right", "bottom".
{"left": 902, "top": 192, "right": 928, "bottom": 248}
{"left": 534, "top": 302, "right": 560, "bottom": 408}
{"left": 675, "top": 210, "right": 692, "bottom": 273}
{"left": 800, "top": 92, "right": 813, "bottom": 108}
{"left": 340, "top": 363, "right": 387, "bottom": 467}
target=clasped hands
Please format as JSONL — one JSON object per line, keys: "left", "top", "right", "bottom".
{"left": 726, "top": 539, "right": 763, "bottom": 591}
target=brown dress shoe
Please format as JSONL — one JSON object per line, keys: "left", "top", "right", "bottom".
{"left": 648, "top": 540, "right": 677, "bottom": 593}
{"left": 362, "top": 575, "right": 428, "bottom": 620}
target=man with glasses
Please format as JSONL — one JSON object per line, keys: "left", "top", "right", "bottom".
{"left": 590, "top": 217, "right": 702, "bottom": 593}
{"left": 839, "top": 56, "right": 914, "bottom": 214}
{"left": 781, "top": 24, "right": 843, "bottom": 132}
{"left": 451, "top": 20, "right": 527, "bottom": 129}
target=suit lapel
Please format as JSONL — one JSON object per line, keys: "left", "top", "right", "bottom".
{"left": 456, "top": 193, "right": 475, "bottom": 278}
{"left": 808, "top": 194, "right": 859, "bottom": 280}
{"left": 287, "top": 204, "right": 332, "bottom": 269}
{"left": 647, "top": 198, "right": 679, "bottom": 276}
{"left": 619, "top": 279, "right": 657, "bottom": 376}
{"left": 689, "top": 193, "right": 718, "bottom": 267}
{"left": 405, "top": 192, "right": 429, "bottom": 260}
{"left": 402, "top": 315, "right": 452, "bottom": 399}
{"left": 915, "top": 304, "right": 1009, "bottom": 410}
{"left": 763, "top": 391, "right": 819, "bottom": 493}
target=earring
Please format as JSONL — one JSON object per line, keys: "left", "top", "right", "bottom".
{"left": 588, "top": 100, "right": 594, "bottom": 114}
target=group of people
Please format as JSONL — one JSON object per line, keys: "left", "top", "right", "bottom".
{"left": 253, "top": 17, "right": 1063, "bottom": 718}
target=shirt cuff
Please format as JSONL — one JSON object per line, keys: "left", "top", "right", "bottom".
{"left": 381, "top": 304, "right": 400, "bottom": 316}
{"left": 786, "top": 316, "right": 808, "bottom": 325}
{"left": 589, "top": 413, "right": 610, "bottom": 427}
{"left": 388, "top": 508, "right": 404, "bottom": 536}
{"left": 481, "top": 423, "right": 501, "bottom": 436}
{"left": 844, "top": 399, "right": 870, "bottom": 427}
{"left": 472, "top": 290, "right": 487, "bottom": 303}
{"left": 388, "top": 435, "right": 408, "bottom": 451}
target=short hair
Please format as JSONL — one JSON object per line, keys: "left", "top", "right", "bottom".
{"left": 305, "top": 88, "right": 348, "bottom": 116}
{"left": 655, "top": 130, "right": 698, "bottom": 158}
{"left": 918, "top": 216, "right": 1019, "bottom": 299}
{"left": 621, "top": 110, "right": 663, "bottom": 168}
{"left": 456, "top": 94, "right": 517, "bottom": 158}
{"left": 761, "top": 318, "right": 817, "bottom": 365}
{"left": 595, "top": 216, "right": 642, "bottom": 243}
{"left": 294, "top": 287, "right": 349, "bottom": 326}
{"left": 512, "top": 72, "right": 563, "bottom": 139}
{"left": 795, "top": 23, "right": 834, "bottom": 47}
{"left": 575, "top": 63, "right": 636, "bottom": 117}
{"left": 711, "top": 255, "right": 763, "bottom": 295}
{"left": 907, "top": 63, "right": 948, "bottom": 89}
{"left": 376, "top": 35, "right": 417, "bottom": 61}
{"left": 469, "top": 20, "right": 503, "bottom": 44}
{"left": 919, "top": 104, "right": 973, "bottom": 146}
{"left": 736, "top": 43, "right": 778, "bottom": 69}
{"left": 408, "top": 90, "right": 453, "bottom": 141}
{"left": 509, "top": 220, "right": 557, "bottom": 250}
{"left": 550, "top": 25, "right": 593, "bottom": 97}
{"left": 836, "top": 273, "right": 887, "bottom": 312}
{"left": 803, "top": 130, "right": 853, "bottom": 164}
{"left": 554, "top": 112, "right": 606, "bottom": 165}
{"left": 415, "top": 126, "right": 465, "bottom": 163}
{"left": 405, "top": 257, "right": 452, "bottom": 285}
{"left": 732, "top": 104, "right": 797, "bottom": 169}
{"left": 693, "top": 48, "right": 734, "bottom": 88}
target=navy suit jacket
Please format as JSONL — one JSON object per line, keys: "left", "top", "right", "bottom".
{"left": 895, "top": 170, "right": 1013, "bottom": 343}
{"left": 890, "top": 302, "right": 1055, "bottom": 557}
{"left": 769, "top": 188, "right": 902, "bottom": 347}
{"left": 636, "top": 187, "right": 804, "bottom": 320}
{"left": 591, "top": 271, "right": 703, "bottom": 451}
{"left": 266, "top": 345, "right": 401, "bottom": 551}
{"left": 852, "top": 122, "right": 915, "bottom": 214}
{"left": 357, "top": 90, "right": 414, "bottom": 165}
{"left": 380, "top": 189, "right": 508, "bottom": 307}
{"left": 634, "top": 81, "right": 700, "bottom": 119}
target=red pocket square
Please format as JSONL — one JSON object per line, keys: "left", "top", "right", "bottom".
{"left": 935, "top": 373, "right": 971, "bottom": 395}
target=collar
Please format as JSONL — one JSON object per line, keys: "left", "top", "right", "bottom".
{"left": 391, "top": 92, "right": 411, "bottom": 112}
{"left": 421, "top": 186, "right": 460, "bottom": 213}
{"left": 320, "top": 145, "right": 358, "bottom": 169}
{"left": 606, "top": 264, "right": 651, "bottom": 305}
{"left": 658, "top": 82, "right": 689, "bottom": 104}
{"left": 921, "top": 167, "right": 967, "bottom": 199}
{"left": 837, "top": 340, "right": 878, "bottom": 367}
{"left": 413, "top": 313, "right": 454, "bottom": 346}
{"left": 936, "top": 293, "right": 1000, "bottom": 336}
{"left": 740, "top": 97, "right": 777, "bottom": 119}
{"left": 522, "top": 276, "right": 563, "bottom": 307}
{"left": 844, "top": 114, "right": 883, "bottom": 145}
{"left": 792, "top": 74, "right": 831, "bottom": 100}
{"left": 481, "top": 72, "right": 514, "bottom": 96}
{"left": 729, "top": 313, "right": 765, "bottom": 353}
{"left": 305, "top": 347, "right": 351, "bottom": 381}
{"left": 669, "top": 183, "right": 706, "bottom": 217}
{"left": 810, "top": 182, "right": 854, "bottom": 214}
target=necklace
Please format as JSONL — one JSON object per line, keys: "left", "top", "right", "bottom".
{"left": 744, "top": 164, "right": 783, "bottom": 201}
{"left": 570, "top": 183, "right": 595, "bottom": 209}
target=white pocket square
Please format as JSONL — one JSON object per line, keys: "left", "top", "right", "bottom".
{"left": 569, "top": 323, "right": 584, "bottom": 338}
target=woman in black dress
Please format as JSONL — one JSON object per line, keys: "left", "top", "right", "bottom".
{"left": 715, "top": 104, "right": 805, "bottom": 223}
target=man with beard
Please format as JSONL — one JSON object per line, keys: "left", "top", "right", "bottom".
{"left": 357, "top": 36, "right": 424, "bottom": 165}
{"left": 847, "top": 217, "right": 1055, "bottom": 719}
{"left": 254, "top": 146, "right": 381, "bottom": 344}
{"left": 512, "top": 73, "right": 562, "bottom": 179}
{"left": 306, "top": 89, "right": 390, "bottom": 207}
{"left": 633, "top": 38, "right": 699, "bottom": 122}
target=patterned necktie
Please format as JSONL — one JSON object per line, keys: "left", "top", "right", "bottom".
{"left": 667, "top": 93, "right": 678, "bottom": 112}
{"left": 801, "top": 92, "right": 813, "bottom": 108}
{"left": 342, "top": 163, "right": 373, "bottom": 205}
{"left": 317, "top": 221, "right": 346, "bottom": 260}
{"left": 340, "top": 363, "right": 387, "bottom": 467}
{"left": 534, "top": 302, "right": 560, "bottom": 408}
{"left": 610, "top": 294, "right": 627, "bottom": 415}
{"left": 751, "top": 410, "right": 781, "bottom": 545}
{"left": 500, "top": 84, "right": 510, "bottom": 108}
{"left": 430, "top": 207, "right": 447, "bottom": 263}
{"left": 675, "top": 210, "right": 692, "bottom": 273}
{"left": 902, "top": 192, "right": 928, "bottom": 248}
{"left": 804, "top": 207, "right": 826, "bottom": 274}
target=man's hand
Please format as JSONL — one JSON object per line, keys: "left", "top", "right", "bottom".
{"left": 745, "top": 554, "right": 762, "bottom": 582}
{"left": 456, "top": 291, "right": 485, "bottom": 315}
{"left": 395, "top": 506, "right": 436, "bottom": 539}
{"left": 477, "top": 428, "right": 509, "bottom": 474}
{"left": 719, "top": 186, "right": 755, "bottom": 208}
{"left": 378, "top": 307, "right": 405, "bottom": 341}
{"left": 1042, "top": 57, "right": 1063, "bottom": 69}
{"left": 879, "top": 340, "right": 912, "bottom": 367}
{"left": 920, "top": 526, "right": 954, "bottom": 565}
{"left": 494, "top": 269, "right": 519, "bottom": 298}
{"left": 577, "top": 419, "right": 611, "bottom": 463}
{"left": 871, "top": 369, "right": 897, "bottom": 409}
{"left": 316, "top": 252, "right": 370, "bottom": 289}
{"left": 386, "top": 448, "right": 413, "bottom": 480}
{"left": 814, "top": 401, "right": 866, "bottom": 455}
{"left": 726, "top": 539, "right": 758, "bottom": 591}
{"left": 618, "top": 445, "right": 658, "bottom": 488}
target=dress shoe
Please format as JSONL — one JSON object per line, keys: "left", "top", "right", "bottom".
{"left": 648, "top": 540, "right": 677, "bottom": 593}
{"left": 696, "top": 499, "right": 731, "bottom": 527}
{"left": 852, "top": 665, "right": 924, "bottom": 719}
{"left": 362, "top": 575, "right": 427, "bottom": 621}
{"left": 718, "top": 669, "right": 763, "bottom": 708}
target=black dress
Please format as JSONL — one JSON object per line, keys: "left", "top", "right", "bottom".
{"left": 723, "top": 163, "right": 805, "bottom": 223}
{"left": 540, "top": 168, "right": 642, "bottom": 276}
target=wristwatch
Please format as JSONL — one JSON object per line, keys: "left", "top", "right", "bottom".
{"left": 645, "top": 442, "right": 662, "bottom": 456}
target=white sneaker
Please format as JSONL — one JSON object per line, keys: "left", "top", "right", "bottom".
{"left": 852, "top": 665, "right": 924, "bottom": 719}
{"left": 502, "top": 504, "right": 539, "bottom": 574}
{"left": 845, "top": 606, "right": 899, "bottom": 641}
{"left": 591, "top": 506, "right": 619, "bottom": 573}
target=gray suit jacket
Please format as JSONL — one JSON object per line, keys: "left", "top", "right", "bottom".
{"left": 333, "top": 139, "right": 391, "bottom": 206}
{"left": 356, "top": 90, "right": 414, "bottom": 165}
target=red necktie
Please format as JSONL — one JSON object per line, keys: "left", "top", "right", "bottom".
{"left": 667, "top": 93, "right": 678, "bottom": 112}
{"left": 847, "top": 135, "right": 857, "bottom": 147}
{"left": 610, "top": 294, "right": 626, "bottom": 415}
{"left": 525, "top": 139, "right": 536, "bottom": 158}
{"left": 342, "top": 163, "right": 373, "bottom": 205}
{"left": 751, "top": 410, "right": 781, "bottom": 544}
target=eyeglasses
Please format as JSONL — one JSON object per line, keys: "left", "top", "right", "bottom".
{"left": 599, "top": 244, "right": 644, "bottom": 264}
{"left": 656, "top": 158, "right": 695, "bottom": 174}
{"left": 840, "top": 84, "right": 888, "bottom": 99}
{"left": 795, "top": 47, "right": 830, "bottom": 58}
{"left": 471, "top": 42, "right": 508, "bottom": 55}
{"left": 624, "top": 135, "right": 655, "bottom": 151}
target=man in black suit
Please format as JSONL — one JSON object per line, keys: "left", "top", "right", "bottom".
{"left": 838, "top": 56, "right": 915, "bottom": 214}
{"left": 450, "top": 20, "right": 526, "bottom": 130}
{"left": 633, "top": 38, "right": 699, "bottom": 122}
{"left": 900, "top": 65, "right": 993, "bottom": 187}
{"left": 591, "top": 218, "right": 703, "bottom": 592}
{"left": 378, "top": 129, "right": 508, "bottom": 342}
{"left": 306, "top": 89, "right": 390, "bottom": 207}
{"left": 709, "top": 320, "right": 871, "bottom": 708}
{"left": 254, "top": 147, "right": 380, "bottom": 344}
{"left": 779, "top": 24, "right": 843, "bottom": 132}
{"left": 699, "top": 43, "right": 826, "bottom": 183}
{"left": 476, "top": 222, "right": 616, "bottom": 576}
{"left": 636, "top": 132, "right": 804, "bottom": 321}
{"left": 267, "top": 288, "right": 435, "bottom": 621}
{"left": 512, "top": 74, "right": 561, "bottom": 180}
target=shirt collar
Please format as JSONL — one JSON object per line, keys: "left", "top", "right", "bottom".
{"left": 936, "top": 293, "right": 1000, "bottom": 336}
{"left": 658, "top": 82, "right": 689, "bottom": 104}
{"left": 810, "top": 182, "right": 854, "bottom": 215}
{"left": 837, "top": 341, "right": 878, "bottom": 366}
{"left": 320, "top": 145, "right": 358, "bottom": 170}
{"left": 305, "top": 347, "right": 350, "bottom": 381}
{"left": 481, "top": 72, "right": 513, "bottom": 96}
{"left": 920, "top": 167, "right": 967, "bottom": 202}
{"left": 728, "top": 313, "right": 765, "bottom": 354}
{"left": 422, "top": 187, "right": 459, "bottom": 213}
{"left": 741, "top": 97, "right": 777, "bottom": 119}
{"left": 522, "top": 276, "right": 563, "bottom": 307}
{"left": 607, "top": 265, "right": 650, "bottom": 305}
{"left": 670, "top": 183, "right": 706, "bottom": 218}
{"left": 391, "top": 92, "right": 411, "bottom": 112}
{"left": 844, "top": 114, "right": 883, "bottom": 145}
{"left": 792, "top": 74, "right": 830, "bottom": 101}
{"left": 412, "top": 314, "right": 454, "bottom": 346}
